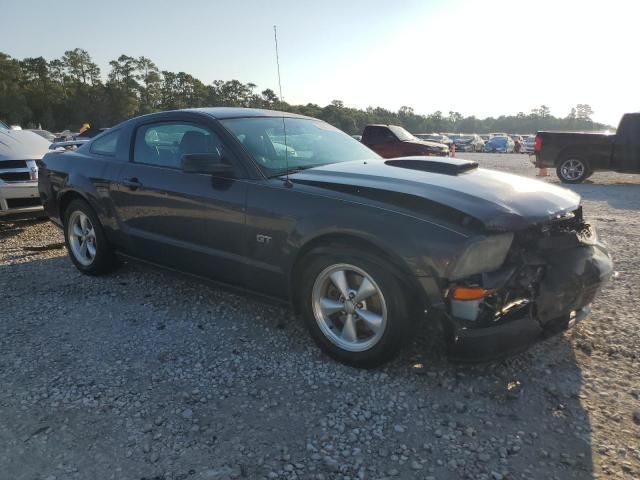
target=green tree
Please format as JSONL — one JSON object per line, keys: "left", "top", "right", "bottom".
{"left": 576, "top": 104, "right": 594, "bottom": 121}
{"left": 0, "top": 48, "right": 617, "bottom": 134}
{"left": 0, "top": 53, "right": 30, "bottom": 124}
{"left": 136, "top": 56, "right": 162, "bottom": 114}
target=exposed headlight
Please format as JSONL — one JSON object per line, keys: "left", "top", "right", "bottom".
{"left": 448, "top": 233, "right": 514, "bottom": 280}
{"left": 578, "top": 223, "right": 598, "bottom": 245}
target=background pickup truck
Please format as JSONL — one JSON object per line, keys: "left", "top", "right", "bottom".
{"left": 534, "top": 112, "right": 640, "bottom": 183}
{"left": 361, "top": 124, "right": 450, "bottom": 158}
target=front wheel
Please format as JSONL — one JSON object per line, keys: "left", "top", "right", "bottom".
{"left": 63, "top": 199, "right": 118, "bottom": 275}
{"left": 298, "top": 248, "right": 413, "bottom": 367}
{"left": 557, "top": 157, "right": 590, "bottom": 184}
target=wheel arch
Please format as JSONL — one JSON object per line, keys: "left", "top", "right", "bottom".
{"left": 58, "top": 189, "right": 93, "bottom": 221}
{"left": 289, "top": 232, "right": 427, "bottom": 316}
{"left": 555, "top": 147, "right": 592, "bottom": 168}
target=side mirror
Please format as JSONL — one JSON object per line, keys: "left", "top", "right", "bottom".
{"left": 181, "top": 152, "right": 233, "bottom": 176}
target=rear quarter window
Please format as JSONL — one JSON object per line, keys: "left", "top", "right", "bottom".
{"left": 90, "top": 129, "right": 121, "bottom": 156}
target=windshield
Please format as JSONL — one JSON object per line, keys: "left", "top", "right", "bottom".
{"left": 0, "top": 120, "right": 8, "bottom": 129}
{"left": 490, "top": 137, "right": 508, "bottom": 144}
{"left": 388, "top": 125, "right": 416, "bottom": 141}
{"left": 457, "top": 135, "right": 473, "bottom": 141}
{"left": 221, "top": 117, "right": 380, "bottom": 177}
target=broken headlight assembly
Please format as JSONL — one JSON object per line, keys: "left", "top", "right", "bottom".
{"left": 447, "top": 233, "right": 514, "bottom": 281}
{"left": 577, "top": 223, "right": 597, "bottom": 245}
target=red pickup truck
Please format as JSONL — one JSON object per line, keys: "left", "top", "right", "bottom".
{"left": 361, "top": 124, "right": 450, "bottom": 158}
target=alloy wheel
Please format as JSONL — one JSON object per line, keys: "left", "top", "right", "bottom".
{"left": 560, "top": 158, "right": 586, "bottom": 181}
{"left": 311, "top": 263, "right": 387, "bottom": 352}
{"left": 68, "top": 211, "right": 97, "bottom": 266}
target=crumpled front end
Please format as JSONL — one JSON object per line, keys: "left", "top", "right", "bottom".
{"left": 444, "top": 208, "right": 613, "bottom": 360}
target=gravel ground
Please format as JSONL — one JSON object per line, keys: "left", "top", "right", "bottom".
{"left": 1, "top": 153, "right": 638, "bottom": 480}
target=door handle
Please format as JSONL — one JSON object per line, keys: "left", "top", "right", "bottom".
{"left": 122, "top": 177, "right": 142, "bottom": 189}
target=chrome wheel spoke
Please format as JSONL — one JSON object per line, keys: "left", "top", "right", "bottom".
{"left": 67, "top": 210, "right": 96, "bottom": 266}
{"left": 341, "top": 313, "right": 357, "bottom": 343}
{"left": 312, "top": 263, "right": 388, "bottom": 353}
{"left": 329, "top": 270, "right": 349, "bottom": 298}
{"left": 319, "top": 297, "right": 344, "bottom": 316}
{"left": 562, "top": 159, "right": 584, "bottom": 180}
{"left": 353, "top": 277, "right": 376, "bottom": 303}
{"left": 356, "top": 308, "right": 383, "bottom": 333}
{"left": 80, "top": 214, "right": 89, "bottom": 233}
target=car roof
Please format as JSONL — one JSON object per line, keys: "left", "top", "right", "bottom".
{"left": 184, "top": 107, "right": 312, "bottom": 120}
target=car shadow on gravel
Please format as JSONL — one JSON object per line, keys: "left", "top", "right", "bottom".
{"left": 380, "top": 318, "right": 597, "bottom": 478}
{"left": 0, "top": 220, "right": 31, "bottom": 240}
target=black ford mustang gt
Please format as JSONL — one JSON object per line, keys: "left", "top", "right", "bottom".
{"left": 38, "top": 108, "right": 613, "bottom": 367}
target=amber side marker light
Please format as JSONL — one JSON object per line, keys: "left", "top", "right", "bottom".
{"left": 450, "top": 287, "right": 496, "bottom": 301}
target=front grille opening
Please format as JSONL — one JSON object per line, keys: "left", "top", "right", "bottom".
{"left": 6, "top": 197, "right": 41, "bottom": 209}
{"left": 0, "top": 160, "right": 28, "bottom": 169}
{"left": 0, "top": 172, "right": 31, "bottom": 182}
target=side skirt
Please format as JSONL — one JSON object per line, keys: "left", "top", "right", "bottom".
{"left": 115, "top": 251, "right": 291, "bottom": 310}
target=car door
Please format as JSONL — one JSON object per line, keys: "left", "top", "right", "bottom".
{"left": 612, "top": 114, "right": 640, "bottom": 173}
{"left": 365, "top": 127, "right": 398, "bottom": 158}
{"left": 110, "top": 117, "right": 249, "bottom": 285}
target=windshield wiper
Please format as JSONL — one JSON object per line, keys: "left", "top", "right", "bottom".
{"left": 269, "top": 165, "right": 315, "bottom": 178}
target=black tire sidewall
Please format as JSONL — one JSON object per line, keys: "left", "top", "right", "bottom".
{"left": 298, "top": 247, "right": 412, "bottom": 368}
{"left": 63, "top": 199, "right": 115, "bottom": 275}
{"left": 557, "top": 157, "right": 589, "bottom": 184}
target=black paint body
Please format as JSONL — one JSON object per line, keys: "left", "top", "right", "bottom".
{"left": 535, "top": 112, "right": 640, "bottom": 173}
{"left": 38, "top": 108, "right": 613, "bottom": 359}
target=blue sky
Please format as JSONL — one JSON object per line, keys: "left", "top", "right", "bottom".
{"left": 4, "top": 0, "right": 638, "bottom": 125}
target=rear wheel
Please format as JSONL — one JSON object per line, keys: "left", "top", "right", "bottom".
{"left": 298, "top": 247, "right": 413, "bottom": 367}
{"left": 557, "top": 157, "right": 590, "bottom": 183}
{"left": 63, "top": 199, "right": 118, "bottom": 275}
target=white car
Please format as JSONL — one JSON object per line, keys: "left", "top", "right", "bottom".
{"left": 0, "top": 122, "right": 51, "bottom": 220}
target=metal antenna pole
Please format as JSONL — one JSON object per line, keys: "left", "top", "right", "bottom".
{"left": 274, "top": 25, "right": 283, "bottom": 103}
{"left": 273, "top": 25, "right": 290, "bottom": 184}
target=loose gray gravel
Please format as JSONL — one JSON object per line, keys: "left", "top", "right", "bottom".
{"left": 1, "top": 154, "right": 638, "bottom": 480}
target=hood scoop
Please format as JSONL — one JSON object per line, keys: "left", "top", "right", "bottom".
{"left": 385, "top": 157, "right": 478, "bottom": 175}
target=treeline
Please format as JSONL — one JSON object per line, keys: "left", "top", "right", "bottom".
{"left": 1, "top": 49, "right": 614, "bottom": 134}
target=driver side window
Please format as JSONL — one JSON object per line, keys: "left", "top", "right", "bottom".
{"left": 133, "top": 122, "right": 225, "bottom": 169}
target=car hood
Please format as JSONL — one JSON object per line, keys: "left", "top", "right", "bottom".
{"left": 289, "top": 158, "right": 580, "bottom": 231}
{"left": 0, "top": 129, "right": 51, "bottom": 161}
{"left": 405, "top": 139, "right": 448, "bottom": 149}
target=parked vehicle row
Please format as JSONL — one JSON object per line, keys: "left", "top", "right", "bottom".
{"left": 449, "top": 134, "right": 485, "bottom": 152}
{"left": 484, "top": 135, "right": 516, "bottom": 153}
{"left": 38, "top": 107, "right": 613, "bottom": 367}
{"left": 415, "top": 133, "right": 453, "bottom": 147}
{"left": 399, "top": 129, "right": 536, "bottom": 154}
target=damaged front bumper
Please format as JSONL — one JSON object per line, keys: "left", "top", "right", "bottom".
{"left": 445, "top": 237, "right": 613, "bottom": 362}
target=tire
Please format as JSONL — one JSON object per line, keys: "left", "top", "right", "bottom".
{"left": 556, "top": 157, "right": 590, "bottom": 184}
{"left": 63, "top": 198, "right": 118, "bottom": 275}
{"left": 297, "top": 246, "right": 413, "bottom": 368}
